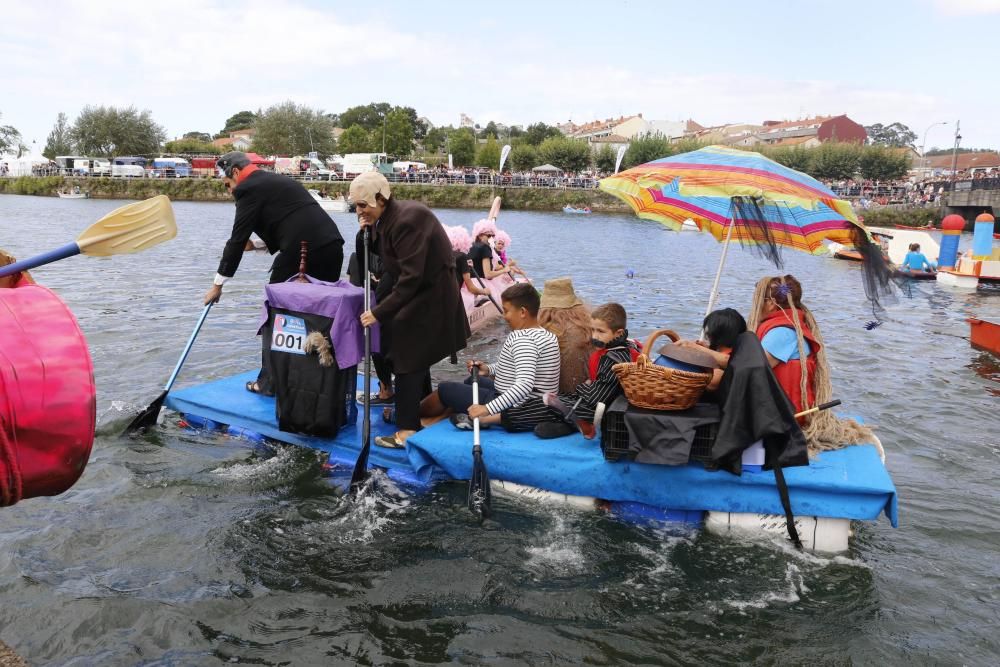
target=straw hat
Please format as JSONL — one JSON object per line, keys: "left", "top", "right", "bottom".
{"left": 540, "top": 277, "right": 583, "bottom": 309}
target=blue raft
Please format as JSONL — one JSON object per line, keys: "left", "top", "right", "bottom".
{"left": 165, "top": 371, "right": 898, "bottom": 533}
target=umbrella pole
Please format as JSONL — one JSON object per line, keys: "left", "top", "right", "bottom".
{"left": 705, "top": 210, "right": 738, "bottom": 316}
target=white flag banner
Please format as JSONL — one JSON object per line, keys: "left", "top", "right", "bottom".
{"left": 448, "top": 154, "right": 453, "bottom": 170}
{"left": 614, "top": 145, "right": 628, "bottom": 174}
{"left": 499, "top": 144, "right": 512, "bottom": 173}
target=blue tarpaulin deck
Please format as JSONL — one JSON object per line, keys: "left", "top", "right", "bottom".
{"left": 166, "top": 371, "right": 898, "bottom": 526}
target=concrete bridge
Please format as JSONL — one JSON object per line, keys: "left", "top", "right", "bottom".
{"left": 944, "top": 180, "right": 999, "bottom": 227}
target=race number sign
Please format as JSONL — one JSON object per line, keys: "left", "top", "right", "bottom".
{"left": 271, "top": 314, "right": 307, "bottom": 355}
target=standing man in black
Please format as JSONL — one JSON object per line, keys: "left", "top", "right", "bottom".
{"left": 204, "top": 151, "right": 345, "bottom": 394}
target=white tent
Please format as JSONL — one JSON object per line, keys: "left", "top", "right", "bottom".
{"left": 532, "top": 163, "right": 561, "bottom": 173}
{"left": 2, "top": 152, "right": 49, "bottom": 177}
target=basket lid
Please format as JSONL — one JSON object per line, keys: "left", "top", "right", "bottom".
{"left": 655, "top": 342, "right": 719, "bottom": 370}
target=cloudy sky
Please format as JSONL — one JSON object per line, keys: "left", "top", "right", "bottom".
{"left": 3, "top": 0, "right": 999, "bottom": 151}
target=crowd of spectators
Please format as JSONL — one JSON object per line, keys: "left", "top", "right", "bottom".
{"left": 825, "top": 171, "right": 998, "bottom": 208}
{"left": 385, "top": 165, "right": 601, "bottom": 188}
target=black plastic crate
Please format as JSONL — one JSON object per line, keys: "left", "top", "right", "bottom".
{"left": 600, "top": 397, "right": 718, "bottom": 465}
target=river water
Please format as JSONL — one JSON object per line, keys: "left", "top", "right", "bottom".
{"left": 1, "top": 194, "right": 998, "bottom": 665}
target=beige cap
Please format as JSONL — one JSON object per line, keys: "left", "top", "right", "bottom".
{"left": 540, "top": 277, "right": 584, "bottom": 310}
{"left": 349, "top": 171, "right": 392, "bottom": 207}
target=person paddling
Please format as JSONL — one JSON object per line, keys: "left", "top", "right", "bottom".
{"left": 204, "top": 151, "right": 345, "bottom": 395}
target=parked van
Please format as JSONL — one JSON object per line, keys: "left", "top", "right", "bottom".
{"left": 70, "top": 158, "right": 112, "bottom": 176}
{"left": 55, "top": 156, "right": 87, "bottom": 175}
{"left": 92, "top": 158, "right": 111, "bottom": 176}
{"left": 342, "top": 153, "right": 389, "bottom": 178}
{"left": 111, "top": 157, "right": 147, "bottom": 178}
{"left": 190, "top": 157, "right": 217, "bottom": 178}
{"left": 152, "top": 157, "right": 191, "bottom": 178}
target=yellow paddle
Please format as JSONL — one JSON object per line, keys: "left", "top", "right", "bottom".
{"left": 0, "top": 195, "right": 177, "bottom": 278}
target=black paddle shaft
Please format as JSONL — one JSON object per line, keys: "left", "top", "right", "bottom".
{"left": 350, "top": 227, "right": 373, "bottom": 494}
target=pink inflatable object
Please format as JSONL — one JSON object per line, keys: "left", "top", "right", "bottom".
{"left": 0, "top": 279, "right": 95, "bottom": 506}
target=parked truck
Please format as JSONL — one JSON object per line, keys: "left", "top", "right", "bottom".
{"left": 342, "top": 153, "right": 390, "bottom": 178}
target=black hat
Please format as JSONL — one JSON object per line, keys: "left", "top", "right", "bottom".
{"left": 216, "top": 151, "right": 251, "bottom": 177}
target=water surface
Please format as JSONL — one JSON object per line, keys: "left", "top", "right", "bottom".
{"left": 1, "top": 195, "right": 998, "bottom": 665}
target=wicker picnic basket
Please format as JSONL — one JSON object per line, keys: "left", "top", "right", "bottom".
{"left": 612, "top": 329, "right": 713, "bottom": 411}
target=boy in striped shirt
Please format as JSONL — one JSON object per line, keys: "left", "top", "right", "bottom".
{"left": 420, "top": 283, "right": 562, "bottom": 431}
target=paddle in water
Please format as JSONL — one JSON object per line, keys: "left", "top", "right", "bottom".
{"left": 125, "top": 302, "right": 213, "bottom": 433}
{"left": 0, "top": 195, "right": 177, "bottom": 279}
{"left": 350, "top": 227, "right": 374, "bottom": 495}
{"left": 468, "top": 365, "right": 492, "bottom": 520}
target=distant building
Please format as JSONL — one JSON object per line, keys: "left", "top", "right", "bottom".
{"left": 693, "top": 123, "right": 763, "bottom": 145}
{"left": 459, "top": 113, "right": 475, "bottom": 129}
{"left": 569, "top": 114, "right": 644, "bottom": 141}
{"left": 753, "top": 115, "right": 867, "bottom": 145}
{"left": 588, "top": 134, "right": 630, "bottom": 154}
{"left": 923, "top": 151, "right": 1000, "bottom": 175}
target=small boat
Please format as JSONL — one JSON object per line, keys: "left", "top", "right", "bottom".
{"left": 462, "top": 271, "right": 529, "bottom": 334}
{"left": 969, "top": 318, "right": 1000, "bottom": 357}
{"left": 58, "top": 191, "right": 89, "bottom": 199}
{"left": 562, "top": 205, "right": 591, "bottom": 215}
{"left": 827, "top": 242, "right": 864, "bottom": 262}
{"left": 893, "top": 269, "right": 937, "bottom": 280}
{"left": 308, "top": 189, "right": 349, "bottom": 213}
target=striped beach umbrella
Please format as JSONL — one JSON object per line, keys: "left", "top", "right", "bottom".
{"left": 600, "top": 145, "right": 881, "bottom": 313}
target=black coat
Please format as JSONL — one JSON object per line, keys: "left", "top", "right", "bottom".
{"left": 218, "top": 169, "right": 344, "bottom": 280}
{"left": 369, "top": 198, "right": 469, "bottom": 374}
{"left": 712, "top": 332, "right": 809, "bottom": 475}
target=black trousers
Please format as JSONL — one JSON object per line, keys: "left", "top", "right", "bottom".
{"left": 394, "top": 368, "right": 432, "bottom": 431}
{"left": 257, "top": 242, "right": 345, "bottom": 393}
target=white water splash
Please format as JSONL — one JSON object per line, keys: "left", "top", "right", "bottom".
{"left": 724, "top": 563, "right": 807, "bottom": 611}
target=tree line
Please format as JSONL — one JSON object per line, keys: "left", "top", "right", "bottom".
{"left": 2, "top": 104, "right": 936, "bottom": 181}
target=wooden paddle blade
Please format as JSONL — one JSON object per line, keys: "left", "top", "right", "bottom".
{"left": 488, "top": 196, "right": 502, "bottom": 221}
{"left": 77, "top": 195, "right": 177, "bottom": 257}
{"left": 124, "top": 390, "right": 167, "bottom": 434}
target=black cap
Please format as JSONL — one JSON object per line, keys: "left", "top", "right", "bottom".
{"left": 216, "top": 151, "right": 251, "bottom": 177}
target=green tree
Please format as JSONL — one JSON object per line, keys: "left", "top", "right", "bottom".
{"left": 71, "top": 105, "right": 166, "bottom": 157}
{"left": 337, "top": 125, "right": 373, "bottom": 154}
{"left": 43, "top": 112, "right": 74, "bottom": 159}
{"left": 382, "top": 108, "right": 414, "bottom": 156}
{"left": 251, "top": 101, "right": 337, "bottom": 157}
{"left": 338, "top": 103, "right": 392, "bottom": 131}
{"left": 523, "top": 122, "right": 563, "bottom": 146}
{"left": 595, "top": 144, "right": 616, "bottom": 173}
{"left": 183, "top": 131, "right": 212, "bottom": 143}
{"left": 480, "top": 121, "right": 499, "bottom": 139}
{"left": 622, "top": 134, "right": 673, "bottom": 169}
{"left": 422, "top": 126, "right": 448, "bottom": 153}
{"left": 218, "top": 110, "right": 256, "bottom": 138}
{"left": 808, "top": 142, "right": 861, "bottom": 180}
{"left": 864, "top": 122, "right": 917, "bottom": 148}
{"left": 509, "top": 144, "right": 538, "bottom": 172}
{"left": 538, "top": 137, "right": 591, "bottom": 172}
{"left": 858, "top": 145, "right": 910, "bottom": 181}
{"left": 476, "top": 134, "right": 501, "bottom": 168}
{"left": 764, "top": 146, "right": 813, "bottom": 173}
{"left": 163, "top": 138, "right": 221, "bottom": 155}
{"left": 448, "top": 128, "right": 476, "bottom": 167}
